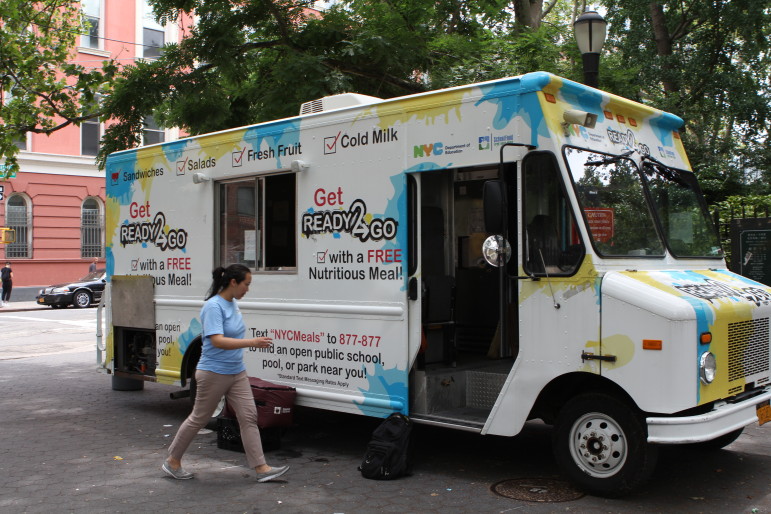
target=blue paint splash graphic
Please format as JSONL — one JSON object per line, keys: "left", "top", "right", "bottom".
{"left": 356, "top": 361, "right": 408, "bottom": 417}
{"left": 178, "top": 318, "right": 202, "bottom": 355}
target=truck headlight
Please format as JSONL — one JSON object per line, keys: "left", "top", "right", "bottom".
{"left": 700, "top": 352, "right": 716, "bottom": 384}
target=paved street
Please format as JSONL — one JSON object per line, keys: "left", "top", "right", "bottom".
{"left": 0, "top": 309, "right": 769, "bottom": 513}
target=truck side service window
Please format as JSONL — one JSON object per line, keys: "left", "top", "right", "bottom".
{"left": 522, "top": 153, "right": 584, "bottom": 276}
{"left": 218, "top": 173, "right": 296, "bottom": 271}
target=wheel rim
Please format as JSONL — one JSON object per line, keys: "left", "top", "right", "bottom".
{"left": 75, "top": 293, "right": 90, "bottom": 307}
{"left": 568, "top": 412, "right": 627, "bottom": 478}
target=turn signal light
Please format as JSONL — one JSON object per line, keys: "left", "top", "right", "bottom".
{"left": 700, "top": 332, "right": 712, "bottom": 345}
{"left": 643, "top": 339, "right": 662, "bottom": 350}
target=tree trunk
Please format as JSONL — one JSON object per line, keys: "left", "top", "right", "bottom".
{"left": 513, "top": 0, "right": 544, "bottom": 30}
{"left": 649, "top": 1, "right": 679, "bottom": 93}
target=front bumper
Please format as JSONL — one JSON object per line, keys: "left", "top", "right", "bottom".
{"left": 36, "top": 293, "right": 74, "bottom": 306}
{"left": 646, "top": 388, "right": 771, "bottom": 444}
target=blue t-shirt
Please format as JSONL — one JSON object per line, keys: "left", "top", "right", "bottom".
{"left": 197, "top": 295, "right": 246, "bottom": 375}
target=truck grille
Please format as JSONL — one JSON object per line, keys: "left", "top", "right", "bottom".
{"left": 727, "top": 318, "right": 770, "bottom": 381}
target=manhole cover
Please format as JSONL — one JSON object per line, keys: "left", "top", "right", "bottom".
{"left": 491, "top": 477, "right": 585, "bottom": 502}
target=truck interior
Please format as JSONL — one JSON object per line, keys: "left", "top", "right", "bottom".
{"left": 409, "top": 166, "right": 516, "bottom": 429}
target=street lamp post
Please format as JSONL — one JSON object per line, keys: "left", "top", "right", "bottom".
{"left": 573, "top": 10, "right": 607, "bottom": 88}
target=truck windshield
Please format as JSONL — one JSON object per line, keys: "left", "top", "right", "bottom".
{"left": 563, "top": 147, "right": 664, "bottom": 257}
{"left": 564, "top": 147, "right": 722, "bottom": 259}
{"left": 641, "top": 159, "right": 722, "bottom": 258}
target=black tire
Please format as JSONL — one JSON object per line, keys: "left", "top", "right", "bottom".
{"left": 553, "top": 393, "right": 658, "bottom": 498}
{"left": 111, "top": 375, "right": 144, "bottom": 391}
{"left": 73, "top": 290, "right": 92, "bottom": 308}
{"left": 687, "top": 428, "right": 744, "bottom": 451}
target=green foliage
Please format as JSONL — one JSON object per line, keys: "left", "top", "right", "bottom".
{"left": 2, "top": 0, "right": 768, "bottom": 202}
{"left": 98, "top": 0, "right": 575, "bottom": 166}
{"left": 601, "top": 0, "right": 771, "bottom": 205}
{"left": 0, "top": 0, "right": 117, "bottom": 173}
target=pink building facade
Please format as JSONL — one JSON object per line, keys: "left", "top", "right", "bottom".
{"left": 1, "top": 1, "right": 193, "bottom": 287}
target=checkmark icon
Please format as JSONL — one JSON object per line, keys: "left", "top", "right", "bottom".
{"left": 316, "top": 250, "right": 328, "bottom": 263}
{"left": 176, "top": 157, "right": 188, "bottom": 175}
{"left": 324, "top": 132, "right": 341, "bottom": 155}
{"left": 232, "top": 147, "right": 246, "bottom": 167}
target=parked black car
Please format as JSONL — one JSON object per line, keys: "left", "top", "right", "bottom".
{"left": 37, "top": 269, "right": 106, "bottom": 308}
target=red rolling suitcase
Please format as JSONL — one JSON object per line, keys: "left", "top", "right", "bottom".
{"left": 222, "top": 376, "right": 296, "bottom": 428}
{"left": 218, "top": 377, "right": 296, "bottom": 452}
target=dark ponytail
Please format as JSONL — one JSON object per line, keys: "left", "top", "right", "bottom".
{"left": 205, "top": 264, "right": 251, "bottom": 300}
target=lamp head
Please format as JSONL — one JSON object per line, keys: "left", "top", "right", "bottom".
{"left": 574, "top": 10, "right": 607, "bottom": 55}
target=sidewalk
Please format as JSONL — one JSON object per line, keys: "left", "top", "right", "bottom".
{"left": 0, "top": 286, "right": 57, "bottom": 313}
{"left": 0, "top": 300, "right": 49, "bottom": 313}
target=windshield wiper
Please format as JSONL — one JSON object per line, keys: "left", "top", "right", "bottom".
{"left": 640, "top": 154, "right": 689, "bottom": 186}
{"left": 585, "top": 150, "right": 634, "bottom": 167}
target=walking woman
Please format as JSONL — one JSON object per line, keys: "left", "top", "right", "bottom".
{"left": 163, "top": 264, "right": 290, "bottom": 482}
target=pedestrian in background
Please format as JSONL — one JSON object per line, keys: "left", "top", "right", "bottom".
{"left": 162, "top": 263, "right": 290, "bottom": 482}
{"left": 1, "top": 262, "right": 12, "bottom": 307}
{"left": 89, "top": 257, "right": 98, "bottom": 273}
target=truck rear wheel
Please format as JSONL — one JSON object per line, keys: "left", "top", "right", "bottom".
{"left": 553, "top": 393, "right": 658, "bottom": 497}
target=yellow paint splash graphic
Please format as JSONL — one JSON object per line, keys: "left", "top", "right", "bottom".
{"left": 597, "top": 334, "right": 636, "bottom": 369}
{"left": 364, "top": 88, "right": 469, "bottom": 130}
{"left": 518, "top": 254, "right": 599, "bottom": 305}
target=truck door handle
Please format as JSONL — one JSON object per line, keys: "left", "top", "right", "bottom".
{"left": 408, "top": 277, "right": 418, "bottom": 301}
{"left": 581, "top": 351, "right": 617, "bottom": 363}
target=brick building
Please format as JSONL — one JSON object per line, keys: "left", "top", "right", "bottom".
{"left": 1, "top": 1, "right": 193, "bottom": 286}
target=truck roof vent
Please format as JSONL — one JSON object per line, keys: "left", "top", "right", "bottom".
{"left": 300, "top": 93, "right": 382, "bottom": 115}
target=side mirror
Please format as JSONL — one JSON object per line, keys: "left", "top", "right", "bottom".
{"left": 483, "top": 180, "right": 506, "bottom": 234}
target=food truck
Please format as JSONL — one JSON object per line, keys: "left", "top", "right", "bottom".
{"left": 98, "top": 71, "right": 771, "bottom": 496}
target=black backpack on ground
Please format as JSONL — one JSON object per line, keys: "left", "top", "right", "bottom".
{"left": 359, "top": 413, "right": 413, "bottom": 480}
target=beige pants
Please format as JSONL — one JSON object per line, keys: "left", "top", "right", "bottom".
{"left": 168, "top": 370, "right": 266, "bottom": 468}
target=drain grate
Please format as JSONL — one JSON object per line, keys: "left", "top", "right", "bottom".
{"left": 491, "top": 477, "right": 584, "bottom": 502}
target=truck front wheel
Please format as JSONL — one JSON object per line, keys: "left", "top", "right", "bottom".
{"left": 553, "top": 393, "right": 658, "bottom": 497}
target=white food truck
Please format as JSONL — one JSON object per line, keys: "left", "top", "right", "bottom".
{"left": 98, "top": 71, "right": 771, "bottom": 496}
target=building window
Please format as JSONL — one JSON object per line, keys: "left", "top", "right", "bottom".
{"left": 13, "top": 134, "right": 27, "bottom": 152}
{"left": 3, "top": 89, "right": 27, "bottom": 151}
{"left": 142, "top": 1, "right": 165, "bottom": 59}
{"left": 81, "top": 118, "right": 100, "bottom": 156}
{"left": 143, "top": 28, "right": 164, "bottom": 58}
{"left": 81, "top": 0, "right": 102, "bottom": 49}
{"left": 218, "top": 173, "right": 296, "bottom": 271}
{"left": 81, "top": 198, "right": 103, "bottom": 258}
{"left": 142, "top": 115, "right": 165, "bottom": 145}
{"left": 5, "top": 194, "right": 31, "bottom": 258}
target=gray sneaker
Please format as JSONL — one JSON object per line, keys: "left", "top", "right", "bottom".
{"left": 162, "top": 461, "right": 194, "bottom": 480}
{"left": 256, "top": 465, "right": 289, "bottom": 482}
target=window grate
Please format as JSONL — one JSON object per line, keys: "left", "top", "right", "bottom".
{"left": 727, "top": 318, "right": 770, "bottom": 382}
{"left": 6, "top": 205, "right": 30, "bottom": 258}
{"left": 81, "top": 208, "right": 104, "bottom": 258}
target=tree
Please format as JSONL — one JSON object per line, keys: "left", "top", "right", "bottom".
{"left": 0, "top": 0, "right": 117, "bottom": 175}
{"left": 601, "top": 0, "right": 771, "bottom": 204}
{"left": 98, "top": 0, "right": 576, "bottom": 166}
